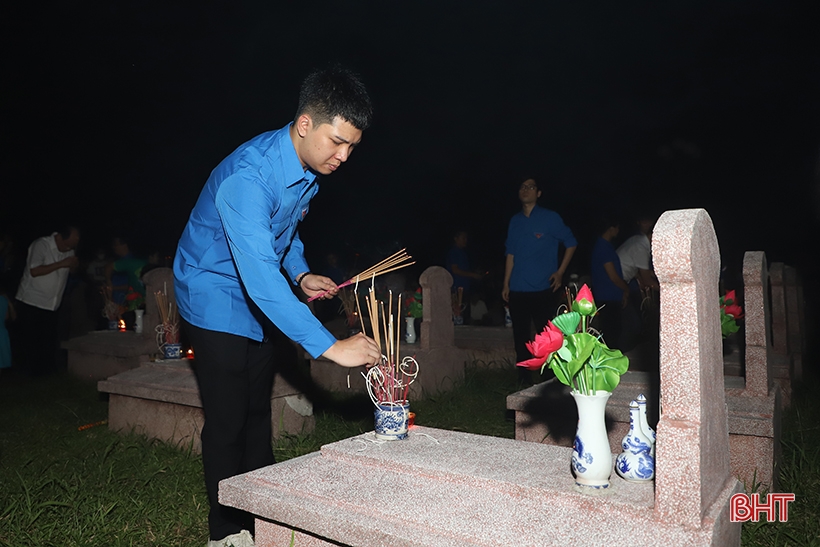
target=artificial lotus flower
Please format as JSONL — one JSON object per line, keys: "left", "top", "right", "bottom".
{"left": 517, "top": 321, "right": 564, "bottom": 370}
{"left": 572, "top": 284, "right": 597, "bottom": 316}
{"left": 519, "top": 284, "right": 629, "bottom": 394}
{"left": 723, "top": 303, "right": 744, "bottom": 320}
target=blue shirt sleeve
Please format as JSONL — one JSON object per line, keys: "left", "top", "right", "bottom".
{"left": 216, "top": 175, "right": 336, "bottom": 358}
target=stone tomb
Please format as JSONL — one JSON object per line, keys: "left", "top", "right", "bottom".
{"left": 64, "top": 267, "right": 175, "bottom": 380}
{"left": 509, "top": 250, "right": 784, "bottom": 492}
{"left": 218, "top": 208, "right": 741, "bottom": 547}
{"left": 309, "top": 266, "right": 467, "bottom": 398}
{"left": 98, "top": 359, "right": 315, "bottom": 453}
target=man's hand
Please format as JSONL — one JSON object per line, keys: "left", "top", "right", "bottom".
{"left": 501, "top": 285, "right": 510, "bottom": 303}
{"left": 299, "top": 274, "right": 338, "bottom": 300}
{"left": 322, "top": 333, "right": 382, "bottom": 368}
{"left": 63, "top": 256, "right": 79, "bottom": 269}
{"left": 549, "top": 269, "right": 565, "bottom": 292}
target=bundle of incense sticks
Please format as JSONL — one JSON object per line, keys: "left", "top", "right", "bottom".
{"left": 306, "top": 249, "right": 415, "bottom": 302}
{"left": 337, "top": 287, "right": 358, "bottom": 328}
{"left": 452, "top": 286, "right": 464, "bottom": 317}
{"left": 100, "top": 285, "right": 122, "bottom": 321}
{"left": 154, "top": 288, "right": 180, "bottom": 347}
{"left": 355, "top": 281, "right": 419, "bottom": 406}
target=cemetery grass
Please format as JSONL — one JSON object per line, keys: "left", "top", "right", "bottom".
{"left": 0, "top": 363, "right": 818, "bottom": 547}
{"left": 0, "top": 361, "right": 518, "bottom": 547}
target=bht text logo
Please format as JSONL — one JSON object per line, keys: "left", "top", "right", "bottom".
{"left": 730, "top": 493, "right": 795, "bottom": 522}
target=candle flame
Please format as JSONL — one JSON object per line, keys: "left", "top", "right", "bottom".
{"left": 118, "top": 319, "right": 126, "bottom": 332}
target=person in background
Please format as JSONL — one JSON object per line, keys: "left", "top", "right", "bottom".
{"left": 616, "top": 214, "right": 659, "bottom": 350}
{"left": 173, "top": 66, "right": 381, "bottom": 547}
{"left": 446, "top": 229, "right": 483, "bottom": 324}
{"left": 502, "top": 178, "right": 577, "bottom": 384}
{"left": 106, "top": 235, "right": 147, "bottom": 328}
{"left": 590, "top": 216, "right": 629, "bottom": 350}
{"left": 15, "top": 224, "right": 80, "bottom": 375}
{"left": 0, "top": 281, "right": 16, "bottom": 374}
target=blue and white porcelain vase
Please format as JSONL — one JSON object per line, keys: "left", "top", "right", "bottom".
{"left": 374, "top": 402, "right": 410, "bottom": 441}
{"left": 615, "top": 400, "right": 655, "bottom": 482}
{"left": 571, "top": 390, "right": 612, "bottom": 488}
{"left": 636, "top": 393, "right": 656, "bottom": 456}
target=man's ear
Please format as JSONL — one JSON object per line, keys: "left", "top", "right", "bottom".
{"left": 536, "top": 190, "right": 542, "bottom": 199}
{"left": 295, "top": 113, "right": 313, "bottom": 138}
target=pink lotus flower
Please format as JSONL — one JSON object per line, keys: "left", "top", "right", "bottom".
{"left": 723, "top": 303, "right": 744, "bottom": 320}
{"left": 517, "top": 321, "right": 564, "bottom": 370}
{"left": 572, "top": 284, "right": 597, "bottom": 316}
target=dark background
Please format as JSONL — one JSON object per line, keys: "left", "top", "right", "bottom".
{"left": 3, "top": 1, "right": 819, "bottom": 297}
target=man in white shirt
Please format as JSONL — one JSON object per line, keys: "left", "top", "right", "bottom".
{"left": 15, "top": 225, "right": 80, "bottom": 374}
{"left": 615, "top": 216, "right": 658, "bottom": 351}
{"left": 616, "top": 216, "right": 659, "bottom": 291}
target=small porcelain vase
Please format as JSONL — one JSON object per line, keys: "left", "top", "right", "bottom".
{"left": 615, "top": 400, "right": 655, "bottom": 482}
{"left": 404, "top": 316, "right": 417, "bottom": 344}
{"left": 636, "top": 393, "right": 656, "bottom": 456}
{"left": 163, "top": 343, "right": 182, "bottom": 360}
{"left": 374, "top": 402, "right": 410, "bottom": 440}
{"left": 134, "top": 309, "right": 144, "bottom": 334}
{"left": 571, "top": 390, "right": 612, "bottom": 489}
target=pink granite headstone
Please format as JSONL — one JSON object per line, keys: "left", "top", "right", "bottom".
{"left": 768, "top": 263, "right": 793, "bottom": 405}
{"left": 419, "top": 266, "right": 454, "bottom": 351}
{"left": 652, "top": 208, "right": 736, "bottom": 528}
{"left": 784, "top": 265, "right": 803, "bottom": 382}
{"left": 741, "top": 251, "right": 772, "bottom": 397}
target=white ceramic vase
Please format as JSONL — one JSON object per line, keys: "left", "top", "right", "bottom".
{"left": 405, "top": 316, "right": 417, "bottom": 344}
{"left": 571, "top": 390, "right": 613, "bottom": 489}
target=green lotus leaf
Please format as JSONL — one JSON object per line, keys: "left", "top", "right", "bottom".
{"left": 549, "top": 359, "right": 572, "bottom": 387}
{"left": 552, "top": 311, "right": 580, "bottom": 336}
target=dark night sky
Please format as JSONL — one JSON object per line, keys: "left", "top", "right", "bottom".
{"left": 3, "top": 1, "right": 819, "bottom": 292}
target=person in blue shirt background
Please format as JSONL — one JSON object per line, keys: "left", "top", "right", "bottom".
{"left": 502, "top": 178, "right": 577, "bottom": 384}
{"left": 174, "top": 66, "right": 381, "bottom": 547}
{"left": 446, "top": 229, "right": 484, "bottom": 324}
{"left": 590, "top": 215, "right": 630, "bottom": 350}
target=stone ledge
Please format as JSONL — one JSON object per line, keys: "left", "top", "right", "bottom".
{"left": 220, "top": 427, "right": 738, "bottom": 547}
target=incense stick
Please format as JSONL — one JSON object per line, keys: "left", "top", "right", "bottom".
{"left": 306, "top": 250, "right": 414, "bottom": 302}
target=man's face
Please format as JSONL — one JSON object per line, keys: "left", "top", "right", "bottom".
{"left": 518, "top": 179, "right": 541, "bottom": 204}
{"left": 56, "top": 229, "right": 79, "bottom": 252}
{"left": 454, "top": 232, "right": 468, "bottom": 248}
{"left": 298, "top": 115, "right": 362, "bottom": 175}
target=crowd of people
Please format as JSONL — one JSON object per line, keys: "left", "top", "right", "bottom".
{"left": 0, "top": 225, "right": 170, "bottom": 377}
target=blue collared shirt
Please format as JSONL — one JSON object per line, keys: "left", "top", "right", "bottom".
{"left": 505, "top": 205, "right": 577, "bottom": 292}
{"left": 173, "top": 124, "right": 336, "bottom": 358}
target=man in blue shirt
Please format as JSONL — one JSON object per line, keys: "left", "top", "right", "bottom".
{"left": 590, "top": 216, "right": 630, "bottom": 350}
{"left": 502, "top": 178, "right": 577, "bottom": 383}
{"left": 174, "top": 66, "right": 381, "bottom": 547}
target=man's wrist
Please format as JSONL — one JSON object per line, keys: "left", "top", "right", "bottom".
{"left": 296, "top": 272, "right": 311, "bottom": 285}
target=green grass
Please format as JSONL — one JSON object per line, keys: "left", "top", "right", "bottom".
{"left": 1, "top": 362, "right": 818, "bottom": 546}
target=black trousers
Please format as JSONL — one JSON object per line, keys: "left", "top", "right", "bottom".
{"left": 14, "top": 300, "right": 59, "bottom": 375}
{"left": 508, "top": 290, "right": 560, "bottom": 364}
{"left": 183, "top": 320, "right": 277, "bottom": 541}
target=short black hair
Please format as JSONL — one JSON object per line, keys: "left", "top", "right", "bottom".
{"left": 597, "top": 214, "right": 621, "bottom": 234}
{"left": 295, "top": 65, "right": 373, "bottom": 130}
{"left": 56, "top": 223, "right": 79, "bottom": 240}
{"left": 518, "top": 177, "right": 538, "bottom": 190}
